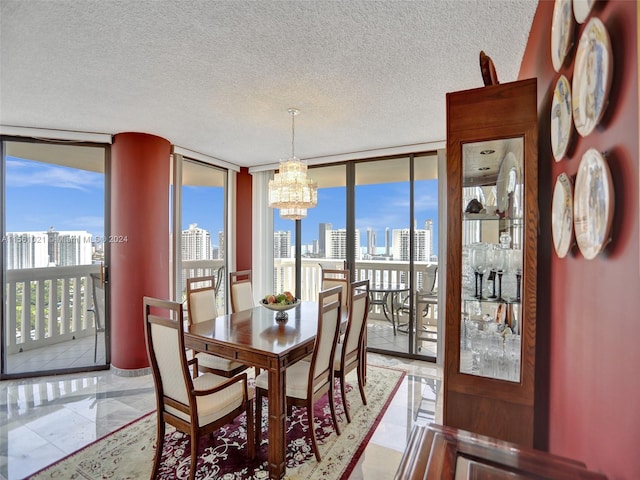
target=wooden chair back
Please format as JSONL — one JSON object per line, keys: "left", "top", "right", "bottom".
{"left": 309, "top": 286, "right": 342, "bottom": 394}
{"left": 186, "top": 275, "right": 217, "bottom": 325}
{"left": 229, "top": 270, "right": 255, "bottom": 313}
{"left": 321, "top": 268, "right": 350, "bottom": 311}
{"left": 342, "top": 279, "right": 369, "bottom": 362}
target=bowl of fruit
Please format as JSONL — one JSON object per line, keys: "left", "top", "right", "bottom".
{"left": 261, "top": 292, "right": 299, "bottom": 321}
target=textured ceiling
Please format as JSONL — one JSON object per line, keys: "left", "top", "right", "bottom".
{"left": 0, "top": 0, "right": 538, "bottom": 169}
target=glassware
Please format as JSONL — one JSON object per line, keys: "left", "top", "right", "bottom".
{"left": 469, "top": 243, "right": 489, "bottom": 299}
{"left": 509, "top": 249, "right": 523, "bottom": 302}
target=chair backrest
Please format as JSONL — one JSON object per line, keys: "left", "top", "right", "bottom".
{"left": 186, "top": 275, "right": 217, "bottom": 325}
{"left": 309, "top": 286, "right": 342, "bottom": 393}
{"left": 422, "top": 264, "right": 438, "bottom": 293}
{"left": 229, "top": 270, "right": 254, "bottom": 313}
{"left": 89, "top": 272, "right": 105, "bottom": 330}
{"left": 343, "top": 279, "right": 369, "bottom": 360}
{"left": 321, "top": 269, "right": 350, "bottom": 311}
{"left": 214, "top": 265, "right": 225, "bottom": 298}
{"left": 143, "top": 297, "right": 192, "bottom": 411}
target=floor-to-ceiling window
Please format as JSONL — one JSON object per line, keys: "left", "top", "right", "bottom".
{"left": 174, "top": 156, "right": 227, "bottom": 312}
{"left": 1, "top": 138, "right": 110, "bottom": 377}
{"left": 271, "top": 151, "right": 440, "bottom": 361}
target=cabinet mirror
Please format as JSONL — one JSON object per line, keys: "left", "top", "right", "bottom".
{"left": 459, "top": 137, "right": 523, "bottom": 382}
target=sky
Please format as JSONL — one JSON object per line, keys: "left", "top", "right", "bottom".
{"left": 5, "top": 157, "right": 439, "bottom": 255}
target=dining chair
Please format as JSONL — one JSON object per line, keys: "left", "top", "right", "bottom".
{"left": 229, "top": 270, "right": 255, "bottom": 313}
{"left": 87, "top": 272, "right": 106, "bottom": 363}
{"left": 143, "top": 296, "right": 255, "bottom": 480}
{"left": 186, "top": 275, "right": 247, "bottom": 378}
{"left": 321, "top": 268, "right": 350, "bottom": 312}
{"left": 254, "top": 285, "right": 343, "bottom": 462}
{"left": 334, "top": 279, "right": 369, "bottom": 423}
{"left": 398, "top": 264, "right": 438, "bottom": 317}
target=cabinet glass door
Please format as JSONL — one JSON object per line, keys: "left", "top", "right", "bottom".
{"left": 459, "top": 137, "right": 523, "bottom": 382}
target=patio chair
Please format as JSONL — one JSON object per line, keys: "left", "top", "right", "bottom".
{"left": 186, "top": 275, "right": 247, "bottom": 378}
{"left": 254, "top": 285, "right": 343, "bottom": 462}
{"left": 334, "top": 279, "right": 369, "bottom": 423}
{"left": 229, "top": 270, "right": 255, "bottom": 313}
{"left": 87, "top": 272, "right": 105, "bottom": 363}
{"left": 143, "top": 296, "right": 254, "bottom": 480}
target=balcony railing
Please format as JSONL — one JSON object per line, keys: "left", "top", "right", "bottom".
{"left": 4, "top": 265, "right": 100, "bottom": 354}
{"left": 4, "top": 258, "right": 435, "bottom": 356}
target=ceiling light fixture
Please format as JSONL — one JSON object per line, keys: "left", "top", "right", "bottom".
{"left": 268, "top": 108, "right": 318, "bottom": 220}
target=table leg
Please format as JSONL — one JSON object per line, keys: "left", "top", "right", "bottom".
{"left": 267, "top": 364, "right": 287, "bottom": 479}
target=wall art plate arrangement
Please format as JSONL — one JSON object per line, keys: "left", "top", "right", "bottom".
{"left": 573, "top": 148, "right": 614, "bottom": 259}
{"left": 573, "top": 0, "right": 596, "bottom": 24}
{"left": 551, "top": 75, "right": 573, "bottom": 161}
{"left": 551, "top": 0, "right": 575, "bottom": 72}
{"left": 572, "top": 17, "right": 613, "bottom": 137}
{"left": 552, "top": 172, "right": 574, "bottom": 258}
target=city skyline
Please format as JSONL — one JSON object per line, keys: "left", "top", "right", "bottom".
{"left": 5, "top": 156, "right": 440, "bottom": 256}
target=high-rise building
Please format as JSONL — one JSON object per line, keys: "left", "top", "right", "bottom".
{"left": 217, "top": 231, "right": 225, "bottom": 259}
{"left": 385, "top": 227, "right": 391, "bottom": 256}
{"left": 325, "top": 228, "right": 361, "bottom": 260}
{"left": 366, "top": 227, "right": 376, "bottom": 256}
{"left": 392, "top": 228, "right": 430, "bottom": 262}
{"left": 5, "top": 229, "right": 92, "bottom": 269}
{"left": 274, "top": 231, "right": 291, "bottom": 258}
{"left": 424, "top": 219, "right": 435, "bottom": 261}
{"left": 318, "top": 223, "right": 332, "bottom": 257}
{"left": 182, "top": 224, "right": 211, "bottom": 260}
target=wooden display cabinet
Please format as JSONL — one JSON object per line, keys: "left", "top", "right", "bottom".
{"left": 443, "top": 78, "right": 539, "bottom": 447}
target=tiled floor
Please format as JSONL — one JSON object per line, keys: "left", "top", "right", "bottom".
{"left": 0, "top": 352, "right": 442, "bottom": 480}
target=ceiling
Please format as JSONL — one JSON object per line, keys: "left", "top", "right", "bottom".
{"left": 0, "top": 0, "right": 538, "bottom": 169}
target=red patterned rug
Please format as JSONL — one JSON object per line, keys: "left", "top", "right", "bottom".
{"left": 29, "top": 365, "right": 404, "bottom": 480}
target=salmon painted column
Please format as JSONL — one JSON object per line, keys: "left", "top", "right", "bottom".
{"left": 110, "top": 132, "right": 171, "bottom": 372}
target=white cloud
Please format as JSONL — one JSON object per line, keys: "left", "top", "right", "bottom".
{"left": 6, "top": 159, "right": 102, "bottom": 191}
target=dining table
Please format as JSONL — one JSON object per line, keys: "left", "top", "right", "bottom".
{"left": 183, "top": 300, "right": 334, "bottom": 480}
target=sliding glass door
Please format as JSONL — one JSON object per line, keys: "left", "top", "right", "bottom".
{"left": 176, "top": 157, "right": 227, "bottom": 312}
{"left": 1, "top": 139, "right": 109, "bottom": 377}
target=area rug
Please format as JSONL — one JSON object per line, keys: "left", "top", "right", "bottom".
{"left": 29, "top": 365, "right": 404, "bottom": 480}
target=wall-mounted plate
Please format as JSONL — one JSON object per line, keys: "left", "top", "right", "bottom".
{"left": 551, "top": 75, "right": 573, "bottom": 161}
{"left": 573, "top": 148, "right": 614, "bottom": 259}
{"left": 572, "top": 17, "right": 613, "bottom": 137}
{"left": 551, "top": 0, "right": 575, "bottom": 72}
{"left": 552, "top": 172, "right": 574, "bottom": 258}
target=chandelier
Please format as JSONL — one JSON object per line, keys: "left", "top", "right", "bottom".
{"left": 268, "top": 108, "right": 318, "bottom": 220}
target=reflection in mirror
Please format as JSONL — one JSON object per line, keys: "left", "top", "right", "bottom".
{"left": 459, "top": 138, "right": 523, "bottom": 382}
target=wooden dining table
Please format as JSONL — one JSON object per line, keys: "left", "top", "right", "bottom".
{"left": 183, "top": 300, "right": 325, "bottom": 480}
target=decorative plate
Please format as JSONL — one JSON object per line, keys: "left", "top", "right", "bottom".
{"left": 573, "top": 0, "right": 596, "bottom": 23}
{"left": 572, "top": 17, "right": 613, "bottom": 137}
{"left": 496, "top": 151, "right": 520, "bottom": 217}
{"left": 552, "top": 172, "right": 574, "bottom": 258}
{"left": 551, "top": 75, "right": 573, "bottom": 161}
{"left": 551, "top": 0, "right": 575, "bottom": 72}
{"left": 573, "top": 148, "right": 614, "bottom": 259}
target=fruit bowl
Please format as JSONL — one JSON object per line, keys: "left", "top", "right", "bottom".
{"left": 261, "top": 298, "right": 300, "bottom": 321}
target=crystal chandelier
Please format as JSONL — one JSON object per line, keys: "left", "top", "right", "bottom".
{"left": 268, "top": 108, "right": 318, "bottom": 220}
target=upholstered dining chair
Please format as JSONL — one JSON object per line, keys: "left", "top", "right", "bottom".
{"left": 321, "top": 268, "right": 350, "bottom": 312}
{"left": 143, "top": 296, "right": 254, "bottom": 480}
{"left": 186, "top": 275, "right": 247, "bottom": 378}
{"left": 229, "top": 270, "right": 255, "bottom": 313}
{"left": 254, "top": 285, "right": 343, "bottom": 462}
{"left": 334, "top": 279, "right": 369, "bottom": 423}
{"left": 87, "top": 272, "right": 106, "bottom": 363}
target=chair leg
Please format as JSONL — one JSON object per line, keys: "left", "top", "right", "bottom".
{"left": 307, "top": 402, "right": 321, "bottom": 462}
{"left": 357, "top": 363, "right": 368, "bottom": 406}
{"left": 189, "top": 429, "right": 198, "bottom": 480}
{"left": 254, "top": 388, "right": 263, "bottom": 447}
{"left": 246, "top": 397, "right": 256, "bottom": 460}
{"left": 339, "top": 371, "right": 351, "bottom": 423}
{"left": 328, "top": 383, "right": 341, "bottom": 436}
{"left": 151, "top": 416, "right": 165, "bottom": 479}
